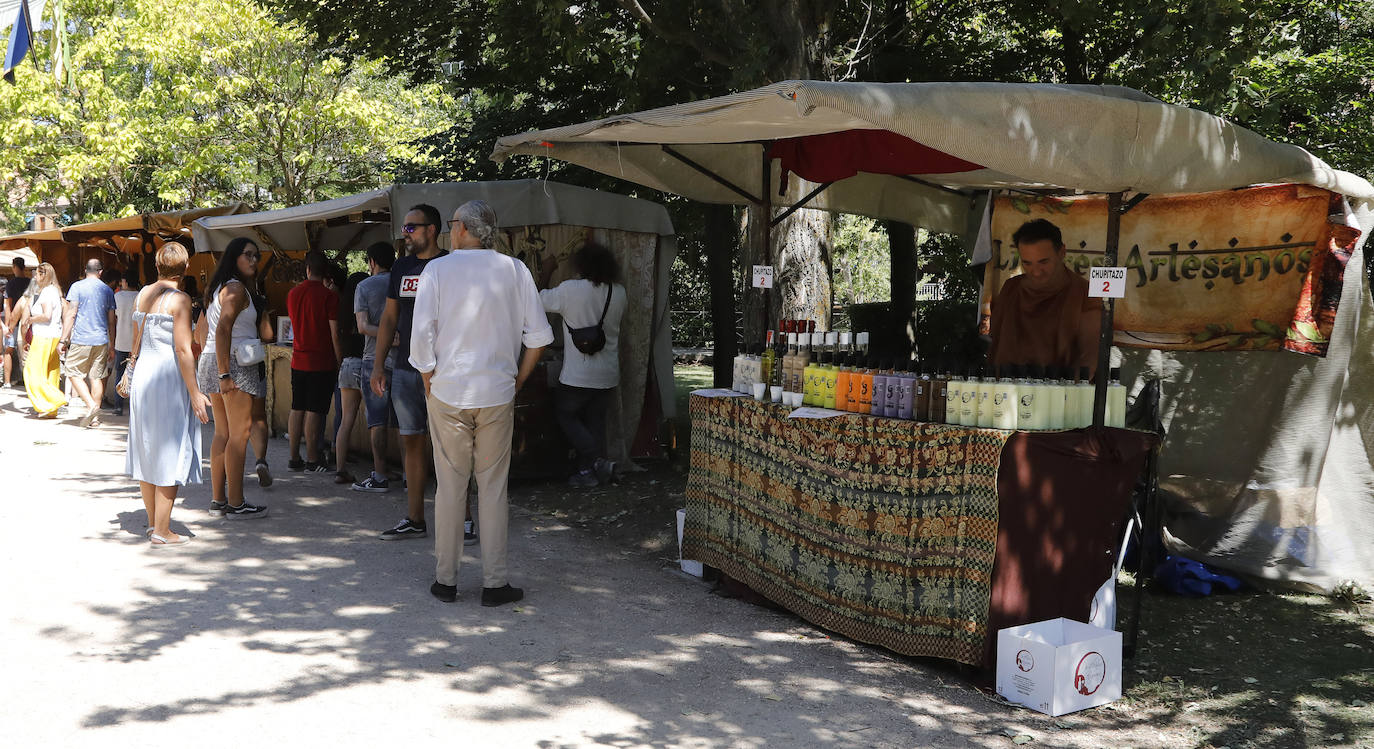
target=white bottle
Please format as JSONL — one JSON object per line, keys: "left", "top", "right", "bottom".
{"left": 946, "top": 371, "right": 964, "bottom": 425}
{"left": 991, "top": 368, "right": 1018, "bottom": 430}
{"left": 1043, "top": 367, "right": 1066, "bottom": 430}
{"left": 1106, "top": 367, "right": 1128, "bottom": 428}
{"left": 959, "top": 369, "right": 978, "bottom": 426}
{"left": 1015, "top": 366, "right": 1037, "bottom": 431}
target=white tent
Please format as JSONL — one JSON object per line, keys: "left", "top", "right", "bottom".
{"left": 0, "top": 247, "right": 38, "bottom": 269}
{"left": 494, "top": 80, "right": 1374, "bottom": 589}
{"left": 192, "top": 180, "right": 679, "bottom": 461}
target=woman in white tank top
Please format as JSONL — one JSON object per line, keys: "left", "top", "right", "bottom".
{"left": 195, "top": 238, "right": 269, "bottom": 519}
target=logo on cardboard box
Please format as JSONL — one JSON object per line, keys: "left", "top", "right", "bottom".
{"left": 1075, "top": 651, "right": 1107, "bottom": 696}
{"left": 1016, "top": 650, "right": 1035, "bottom": 672}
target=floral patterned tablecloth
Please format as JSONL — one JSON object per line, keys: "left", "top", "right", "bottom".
{"left": 683, "top": 395, "right": 1013, "bottom": 665}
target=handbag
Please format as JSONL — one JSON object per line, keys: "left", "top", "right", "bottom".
{"left": 566, "top": 285, "right": 612, "bottom": 355}
{"left": 233, "top": 337, "right": 266, "bottom": 366}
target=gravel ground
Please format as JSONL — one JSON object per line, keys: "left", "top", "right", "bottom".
{"left": 0, "top": 385, "right": 1203, "bottom": 748}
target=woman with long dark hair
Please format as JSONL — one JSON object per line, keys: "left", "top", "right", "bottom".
{"left": 195, "top": 237, "right": 269, "bottom": 518}
{"left": 538, "top": 241, "right": 627, "bottom": 488}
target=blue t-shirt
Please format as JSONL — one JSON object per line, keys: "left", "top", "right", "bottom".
{"left": 66, "top": 277, "right": 116, "bottom": 346}
{"left": 387, "top": 251, "right": 447, "bottom": 372}
{"left": 354, "top": 271, "right": 390, "bottom": 362}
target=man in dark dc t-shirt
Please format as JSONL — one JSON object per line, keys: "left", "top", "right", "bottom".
{"left": 287, "top": 251, "right": 341, "bottom": 471}
{"left": 370, "top": 204, "right": 449, "bottom": 541}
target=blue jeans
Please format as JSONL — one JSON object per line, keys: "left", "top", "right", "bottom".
{"left": 111, "top": 349, "right": 131, "bottom": 413}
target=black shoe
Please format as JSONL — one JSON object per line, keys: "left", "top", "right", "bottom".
{"left": 464, "top": 520, "right": 478, "bottom": 546}
{"left": 481, "top": 584, "right": 524, "bottom": 607}
{"left": 593, "top": 457, "right": 618, "bottom": 484}
{"left": 430, "top": 581, "right": 457, "bottom": 603}
{"left": 255, "top": 460, "right": 273, "bottom": 487}
{"left": 303, "top": 462, "right": 330, "bottom": 473}
{"left": 224, "top": 500, "right": 269, "bottom": 519}
{"left": 287, "top": 458, "right": 305, "bottom": 471}
{"left": 380, "top": 517, "right": 427, "bottom": 540}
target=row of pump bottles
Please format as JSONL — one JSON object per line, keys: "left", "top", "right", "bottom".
{"left": 731, "top": 328, "right": 1128, "bottom": 430}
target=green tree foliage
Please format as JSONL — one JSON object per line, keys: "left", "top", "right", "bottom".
{"left": 0, "top": 0, "right": 457, "bottom": 224}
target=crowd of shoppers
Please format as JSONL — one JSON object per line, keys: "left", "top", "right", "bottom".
{"left": 8, "top": 200, "right": 627, "bottom": 608}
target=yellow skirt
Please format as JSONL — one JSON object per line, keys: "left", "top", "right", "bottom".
{"left": 23, "top": 335, "right": 67, "bottom": 416}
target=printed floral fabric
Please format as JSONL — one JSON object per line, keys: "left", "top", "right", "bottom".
{"left": 684, "top": 395, "right": 1011, "bottom": 665}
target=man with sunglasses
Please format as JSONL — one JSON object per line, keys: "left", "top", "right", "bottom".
{"left": 370, "top": 204, "right": 449, "bottom": 541}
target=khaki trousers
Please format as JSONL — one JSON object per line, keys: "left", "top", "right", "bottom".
{"left": 428, "top": 396, "right": 514, "bottom": 588}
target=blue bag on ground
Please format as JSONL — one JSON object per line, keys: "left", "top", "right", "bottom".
{"left": 1153, "top": 555, "right": 1244, "bottom": 597}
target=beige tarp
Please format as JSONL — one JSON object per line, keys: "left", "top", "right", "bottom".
{"left": 192, "top": 181, "right": 680, "bottom": 435}
{"left": 492, "top": 80, "right": 1374, "bottom": 236}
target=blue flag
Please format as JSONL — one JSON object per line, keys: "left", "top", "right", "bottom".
{"left": 3, "top": 0, "right": 34, "bottom": 83}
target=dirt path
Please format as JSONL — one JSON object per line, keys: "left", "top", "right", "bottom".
{"left": 0, "top": 386, "right": 1243, "bottom": 747}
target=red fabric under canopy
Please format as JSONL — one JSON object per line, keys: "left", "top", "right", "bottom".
{"left": 768, "top": 129, "right": 983, "bottom": 188}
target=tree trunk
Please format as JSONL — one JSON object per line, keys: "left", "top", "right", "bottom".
{"left": 885, "top": 220, "right": 917, "bottom": 362}
{"left": 704, "top": 203, "right": 738, "bottom": 387}
{"left": 743, "top": 205, "right": 833, "bottom": 342}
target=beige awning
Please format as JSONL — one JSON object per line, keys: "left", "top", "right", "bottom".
{"left": 493, "top": 80, "right": 1374, "bottom": 234}
{"left": 0, "top": 204, "right": 252, "bottom": 257}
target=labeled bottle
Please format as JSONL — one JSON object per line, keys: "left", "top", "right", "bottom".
{"left": 1014, "top": 365, "right": 1036, "bottom": 431}
{"left": 914, "top": 367, "right": 931, "bottom": 422}
{"left": 958, "top": 368, "right": 977, "bottom": 425}
{"left": 822, "top": 351, "right": 838, "bottom": 409}
{"left": 1106, "top": 367, "right": 1127, "bottom": 428}
{"left": 897, "top": 364, "right": 916, "bottom": 420}
{"left": 761, "top": 331, "right": 776, "bottom": 385}
{"left": 858, "top": 357, "right": 875, "bottom": 415}
{"left": 945, "top": 368, "right": 964, "bottom": 425}
{"left": 971, "top": 366, "right": 989, "bottom": 428}
{"left": 834, "top": 353, "right": 852, "bottom": 412}
{"left": 883, "top": 361, "right": 902, "bottom": 419}
{"left": 932, "top": 366, "right": 949, "bottom": 423}
{"left": 872, "top": 359, "right": 889, "bottom": 417}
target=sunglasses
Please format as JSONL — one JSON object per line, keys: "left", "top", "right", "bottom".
{"left": 401, "top": 223, "right": 434, "bottom": 234}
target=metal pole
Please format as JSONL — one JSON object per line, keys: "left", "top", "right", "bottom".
{"left": 761, "top": 146, "right": 773, "bottom": 335}
{"left": 1092, "top": 192, "right": 1123, "bottom": 427}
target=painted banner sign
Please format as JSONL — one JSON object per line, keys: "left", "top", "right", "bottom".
{"left": 978, "top": 184, "right": 1361, "bottom": 356}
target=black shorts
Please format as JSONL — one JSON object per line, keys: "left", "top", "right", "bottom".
{"left": 291, "top": 368, "right": 335, "bottom": 414}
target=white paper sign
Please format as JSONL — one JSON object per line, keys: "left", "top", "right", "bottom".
{"left": 751, "top": 265, "right": 774, "bottom": 289}
{"left": 691, "top": 388, "right": 748, "bottom": 398}
{"left": 1088, "top": 267, "right": 1127, "bottom": 298}
{"left": 787, "top": 407, "right": 848, "bottom": 419}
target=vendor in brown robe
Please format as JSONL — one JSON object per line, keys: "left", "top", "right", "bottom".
{"left": 988, "top": 219, "right": 1104, "bottom": 376}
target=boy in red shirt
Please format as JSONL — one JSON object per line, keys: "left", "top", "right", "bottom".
{"left": 287, "top": 251, "right": 342, "bottom": 471}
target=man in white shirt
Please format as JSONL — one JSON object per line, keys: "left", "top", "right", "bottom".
{"left": 410, "top": 200, "right": 553, "bottom": 607}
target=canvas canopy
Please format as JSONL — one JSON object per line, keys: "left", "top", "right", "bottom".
{"left": 494, "top": 81, "right": 1374, "bottom": 590}
{"left": 192, "top": 181, "right": 680, "bottom": 447}
{"left": 493, "top": 80, "right": 1374, "bottom": 238}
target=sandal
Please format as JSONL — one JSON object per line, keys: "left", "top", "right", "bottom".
{"left": 149, "top": 532, "right": 189, "bottom": 547}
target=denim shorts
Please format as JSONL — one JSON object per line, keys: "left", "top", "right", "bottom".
{"left": 337, "top": 357, "right": 364, "bottom": 390}
{"left": 361, "top": 357, "right": 395, "bottom": 429}
{"left": 391, "top": 366, "right": 428, "bottom": 435}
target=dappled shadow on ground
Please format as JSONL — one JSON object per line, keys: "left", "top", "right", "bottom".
{"left": 29, "top": 475, "right": 1187, "bottom": 748}
{"left": 1127, "top": 589, "right": 1374, "bottom": 748}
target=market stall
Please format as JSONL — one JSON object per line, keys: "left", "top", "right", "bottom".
{"left": 192, "top": 180, "right": 679, "bottom": 473}
{"left": 493, "top": 80, "right": 1374, "bottom": 661}
{"left": 0, "top": 205, "right": 250, "bottom": 285}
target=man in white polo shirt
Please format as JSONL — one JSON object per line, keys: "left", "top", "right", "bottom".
{"left": 410, "top": 200, "right": 553, "bottom": 607}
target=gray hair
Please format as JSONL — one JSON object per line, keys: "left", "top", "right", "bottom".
{"left": 454, "top": 200, "right": 498, "bottom": 249}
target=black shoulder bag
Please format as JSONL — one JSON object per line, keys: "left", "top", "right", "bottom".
{"left": 566, "top": 285, "right": 612, "bottom": 355}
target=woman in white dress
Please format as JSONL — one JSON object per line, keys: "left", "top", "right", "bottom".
{"left": 125, "top": 243, "right": 211, "bottom": 547}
